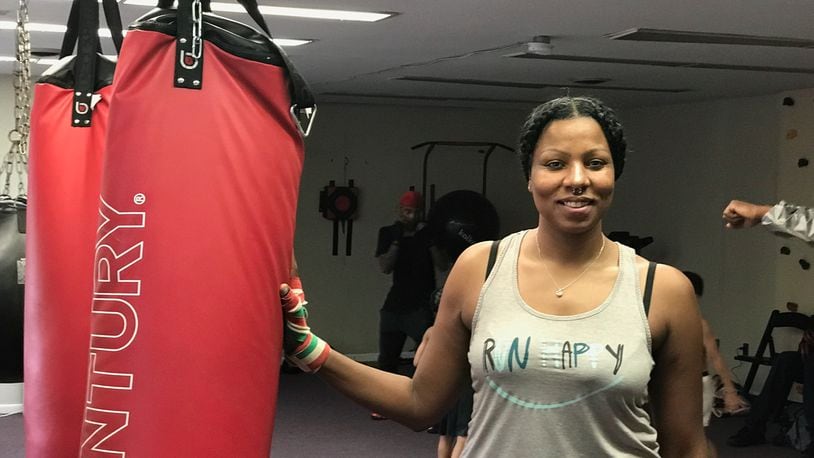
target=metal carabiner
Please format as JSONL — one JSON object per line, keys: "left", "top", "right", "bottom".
{"left": 290, "top": 104, "right": 318, "bottom": 137}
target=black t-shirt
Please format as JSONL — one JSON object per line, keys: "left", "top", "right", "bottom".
{"left": 376, "top": 223, "right": 435, "bottom": 313}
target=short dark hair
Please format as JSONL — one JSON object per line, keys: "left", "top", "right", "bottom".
{"left": 682, "top": 270, "right": 704, "bottom": 297}
{"left": 518, "top": 96, "right": 627, "bottom": 181}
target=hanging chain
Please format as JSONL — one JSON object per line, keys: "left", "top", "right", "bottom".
{"left": 3, "top": 0, "right": 31, "bottom": 200}
{"left": 191, "top": 0, "right": 203, "bottom": 60}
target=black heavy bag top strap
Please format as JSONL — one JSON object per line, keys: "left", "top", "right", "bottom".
{"left": 101, "top": 0, "right": 125, "bottom": 52}
{"left": 237, "top": 0, "right": 317, "bottom": 118}
{"left": 57, "top": 0, "right": 123, "bottom": 127}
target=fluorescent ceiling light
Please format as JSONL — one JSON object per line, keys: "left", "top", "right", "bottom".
{"left": 237, "top": 3, "right": 392, "bottom": 22}
{"left": 0, "top": 56, "right": 59, "bottom": 65}
{"left": 0, "top": 21, "right": 67, "bottom": 33}
{"left": 98, "top": 29, "right": 128, "bottom": 38}
{"left": 124, "top": 0, "right": 393, "bottom": 22}
{"left": 2, "top": 21, "right": 305, "bottom": 46}
{"left": 0, "top": 21, "right": 122, "bottom": 37}
{"left": 271, "top": 38, "right": 311, "bottom": 47}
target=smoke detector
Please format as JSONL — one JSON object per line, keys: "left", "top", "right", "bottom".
{"left": 527, "top": 36, "right": 553, "bottom": 55}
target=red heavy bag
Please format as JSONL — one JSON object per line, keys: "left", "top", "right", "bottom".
{"left": 79, "top": 1, "right": 316, "bottom": 456}
{"left": 24, "top": 1, "right": 122, "bottom": 456}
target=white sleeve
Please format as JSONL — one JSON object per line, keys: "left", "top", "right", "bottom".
{"left": 761, "top": 200, "right": 814, "bottom": 243}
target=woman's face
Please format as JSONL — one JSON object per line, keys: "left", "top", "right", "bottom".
{"left": 528, "top": 116, "right": 615, "bottom": 235}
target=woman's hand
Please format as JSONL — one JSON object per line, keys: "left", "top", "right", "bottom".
{"left": 279, "top": 277, "right": 331, "bottom": 373}
{"left": 722, "top": 390, "right": 750, "bottom": 415}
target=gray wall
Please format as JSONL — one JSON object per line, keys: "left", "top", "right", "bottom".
{"left": 775, "top": 89, "right": 814, "bottom": 323}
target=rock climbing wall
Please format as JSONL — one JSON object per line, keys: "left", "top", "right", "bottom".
{"left": 774, "top": 89, "right": 814, "bottom": 320}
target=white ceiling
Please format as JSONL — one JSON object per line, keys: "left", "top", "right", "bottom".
{"left": 1, "top": 0, "right": 814, "bottom": 109}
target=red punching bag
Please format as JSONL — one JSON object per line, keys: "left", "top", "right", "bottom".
{"left": 79, "top": 1, "right": 316, "bottom": 456}
{"left": 24, "top": 1, "right": 122, "bottom": 456}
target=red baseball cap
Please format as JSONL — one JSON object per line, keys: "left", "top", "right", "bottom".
{"left": 398, "top": 191, "right": 422, "bottom": 209}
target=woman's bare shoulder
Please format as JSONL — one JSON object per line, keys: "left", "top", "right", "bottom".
{"left": 634, "top": 255, "right": 694, "bottom": 297}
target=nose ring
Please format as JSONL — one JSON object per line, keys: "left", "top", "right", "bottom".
{"left": 573, "top": 187, "right": 584, "bottom": 195}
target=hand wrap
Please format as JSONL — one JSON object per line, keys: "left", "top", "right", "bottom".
{"left": 280, "top": 277, "right": 331, "bottom": 373}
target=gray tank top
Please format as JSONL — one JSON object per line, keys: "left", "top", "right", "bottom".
{"left": 463, "top": 230, "right": 659, "bottom": 457}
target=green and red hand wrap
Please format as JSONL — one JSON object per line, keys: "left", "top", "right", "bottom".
{"left": 280, "top": 277, "right": 331, "bottom": 373}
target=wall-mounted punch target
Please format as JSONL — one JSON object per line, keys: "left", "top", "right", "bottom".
{"left": 319, "top": 179, "right": 359, "bottom": 256}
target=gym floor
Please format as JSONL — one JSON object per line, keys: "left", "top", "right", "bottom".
{"left": 0, "top": 374, "right": 802, "bottom": 457}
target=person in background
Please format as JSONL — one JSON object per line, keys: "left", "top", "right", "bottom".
{"left": 681, "top": 271, "right": 750, "bottom": 424}
{"left": 279, "top": 96, "right": 708, "bottom": 457}
{"left": 371, "top": 190, "right": 435, "bottom": 420}
{"left": 725, "top": 336, "right": 814, "bottom": 452}
{"left": 723, "top": 199, "right": 814, "bottom": 455}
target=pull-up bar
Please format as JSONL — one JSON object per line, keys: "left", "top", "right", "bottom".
{"left": 411, "top": 141, "right": 515, "bottom": 211}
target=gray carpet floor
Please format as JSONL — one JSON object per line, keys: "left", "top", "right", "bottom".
{"left": 0, "top": 373, "right": 804, "bottom": 457}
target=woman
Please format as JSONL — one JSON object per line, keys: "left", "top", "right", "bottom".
{"left": 281, "top": 96, "right": 707, "bottom": 456}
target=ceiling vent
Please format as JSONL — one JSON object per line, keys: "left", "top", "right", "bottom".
{"left": 605, "top": 28, "right": 814, "bottom": 48}
{"left": 394, "top": 76, "right": 688, "bottom": 93}
{"left": 571, "top": 77, "right": 611, "bottom": 85}
{"left": 504, "top": 53, "right": 814, "bottom": 74}
{"left": 319, "top": 92, "right": 543, "bottom": 104}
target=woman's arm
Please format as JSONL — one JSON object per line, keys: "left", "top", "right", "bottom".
{"left": 302, "top": 243, "right": 489, "bottom": 430}
{"left": 702, "top": 319, "right": 748, "bottom": 412}
{"left": 646, "top": 264, "right": 708, "bottom": 457}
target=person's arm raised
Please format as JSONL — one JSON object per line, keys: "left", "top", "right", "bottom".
{"left": 646, "top": 264, "right": 708, "bottom": 457}
{"left": 722, "top": 200, "right": 771, "bottom": 229}
{"left": 724, "top": 199, "right": 814, "bottom": 243}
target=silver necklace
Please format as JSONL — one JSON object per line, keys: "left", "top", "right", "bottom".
{"left": 536, "top": 232, "right": 606, "bottom": 298}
